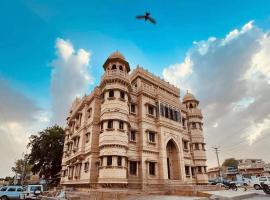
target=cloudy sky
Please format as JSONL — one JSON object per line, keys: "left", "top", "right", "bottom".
{"left": 1, "top": 0, "right": 270, "bottom": 177}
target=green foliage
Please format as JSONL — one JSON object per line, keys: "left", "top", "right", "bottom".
{"left": 11, "top": 154, "right": 32, "bottom": 184}
{"left": 222, "top": 158, "right": 239, "bottom": 168}
{"left": 27, "top": 125, "right": 65, "bottom": 178}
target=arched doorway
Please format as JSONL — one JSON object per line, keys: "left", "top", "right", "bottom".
{"left": 166, "top": 139, "right": 180, "bottom": 180}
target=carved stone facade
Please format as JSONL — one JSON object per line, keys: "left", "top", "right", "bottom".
{"left": 60, "top": 51, "right": 208, "bottom": 189}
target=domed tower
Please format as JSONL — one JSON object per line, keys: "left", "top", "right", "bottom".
{"left": 98, "top": 51, "right": 131, "bottom": 187}
{"left": 183, "top": 91, "right": 208, "bottom": 184}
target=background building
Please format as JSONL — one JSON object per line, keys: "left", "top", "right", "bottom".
{"left": 238, "top": 159, "right": 265, "bottom": 178}
{"left": 60, "top": 52, "right": 208, "bottom": 189}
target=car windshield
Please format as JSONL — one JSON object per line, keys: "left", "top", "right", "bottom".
{"left": 29, "top": 186, "right": 41, "bottom": 191}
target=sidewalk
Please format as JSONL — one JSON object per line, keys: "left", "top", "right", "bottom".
{"left": 201, "top": 189, "right": 269, "bottom": 199}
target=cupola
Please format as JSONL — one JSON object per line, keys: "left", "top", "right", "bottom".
{"left": 103, "top": 51, "right": 130, "bottom": 73}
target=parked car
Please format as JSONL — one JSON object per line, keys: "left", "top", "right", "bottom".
{"left": 20, "top": 185, "right": 43, "bottom": 200}
{"left": 208, "top": 178, "right": 230, "bottom": 186}
{"left": 0, "top": 186, "right": 23, "bottom": 200}
{"left": 251, "top": 176, "right": 270, "bottom": 190}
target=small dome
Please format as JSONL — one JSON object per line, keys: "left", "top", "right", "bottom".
{"left": 103, "top": 51, "right": 130, "bottom": 72}
{"left": 183, "top": 91, "right": 197, "bottom": 102}
{"left": 109, "top": 51, "right": 126, "bottom": 60}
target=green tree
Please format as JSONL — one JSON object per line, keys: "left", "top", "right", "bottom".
{"left": 222, "top": 158, "right": 239, "bottom": 168}
{"left": 11, "top": 154, "right": 32, "bottom": 184}
{"left": 4, "top": 176, "right": 14, "bottom": 185}
{"left": 27, "top": 125, "right": 65, "bottom": 179}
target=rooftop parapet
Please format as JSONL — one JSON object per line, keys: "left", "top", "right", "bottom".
{"left": 130, "top": 65, "right": 180, "bottom": 97}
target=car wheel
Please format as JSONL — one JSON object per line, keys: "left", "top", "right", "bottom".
{"left": 2, "top": 196, "right": 8, "bottom": 200}
{"left": 254, "top": 184, "right": 261, "bottom": 190}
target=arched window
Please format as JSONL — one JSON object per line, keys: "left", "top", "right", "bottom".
{"left": 109, "top": 90, "right": 114, "bottom": 98}
{"left": 189, "top": 104, "right": 193, "bottom": 109}
{"left": 119, "top": 65, "right": 123, "bottom": 71}
{"left": 112, "top": 64, "right": 117, "bottom": 70}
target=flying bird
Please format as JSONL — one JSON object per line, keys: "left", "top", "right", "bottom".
{"left": 136, "top": 12, "right": 156, "bottom": 24}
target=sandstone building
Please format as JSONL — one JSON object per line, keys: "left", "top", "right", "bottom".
{"left": 60, "top": 52, "right": 208, "bottom": 189}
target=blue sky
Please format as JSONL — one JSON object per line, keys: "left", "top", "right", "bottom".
{"left": 1, "top": 0, "right": 270, "bottom": 108}
{"left": 1, "top": 0, "right": 270, "bottom": 176}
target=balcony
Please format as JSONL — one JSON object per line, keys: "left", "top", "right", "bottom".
{"left": 188, "top": 108, "right": 202, "bottom": 117}
{"left": 99, "top": 129, "right": 128, "bottom": 147}
{"left": 101, "top": 69, "right": 129, "bottom": 82}
{"left": 193, "top": 150, "right": 207, "bottom": 160}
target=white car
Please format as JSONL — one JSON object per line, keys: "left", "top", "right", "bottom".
{"left": 0, "top": 186, "right": 23, "bottom": 200}
{"left": 251, "top": 176, "right": 270, "bottom": 190}
{"left": 20, "top": 185, "right": 43, "bottom": 200}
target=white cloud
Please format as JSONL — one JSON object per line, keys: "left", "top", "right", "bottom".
{"left": 245, "top": 32, "right": 270, "bottom": 80}
{"left": 221, "top": 20, "right": 254, "bottom": 45}
{"left": 163, "top": 21, "right": 270, "bottom": 167}
{"left": 245, "top": 115, "right": 270, "bottom": 145}
{"left": 0, "top": 78, "right": 49, "bottom": 177}
{"left": 50, "top": 38, "right": 93, "bottom": 125}
{"left": 162, "top": 57, "right": 193, "bottom": 90}
{"left": 0, "top": 38, "right": 93, "bottom": 177}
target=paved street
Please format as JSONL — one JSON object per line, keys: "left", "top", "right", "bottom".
{"left": 127, "top": 195, "right": 200, "bottom": 200}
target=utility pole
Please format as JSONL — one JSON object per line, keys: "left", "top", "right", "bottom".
{"left": 212, "top": 146, "right": 222, "bottom": 180}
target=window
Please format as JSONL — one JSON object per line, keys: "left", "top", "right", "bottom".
{"left": 174, "top": 110, "right": 178, "bottom": 121}
{"left": 112, "top": 64, "right": 116, "bottom": 70}
{"left": 130, "top": 130, "right": 136, "bottom": 141}
{"left": 259, "top": 177, "right": 267, "bottom": 181}
{"left": 185, "top": 166, "right": 190, "bottom": 176}
{"left": 84, "top": 162, "right": 89, "bottom": 172}
{"left": 107, "top": 120, "right": 113, "bottom": 129}
{"left": 130, "top": 104, "right": 136, "bottom": 113}
{"left": 87, "top": 108, "right": 92, "bottom": 118}
{"left": 148, "top": 105, "right": 154, "bottom": 115}
{"left": 101, "top": 93, "right": 105, "bottom": 101}
{"left": 119, "top": 121, "right": 124, "bottom": 130}
{"left": 194, "top": 143, "right": 199, "bottom": 150}
{"left": 182, "top": 118, "right": 186, "bottom": 128}
{"left": 117, "top": 156, "right": 122, "bottom": 166}
{"left": 107, "top": 156, "right": 112, "bottom": 166}
{"left": 85, "top": 132, "right": 90, "bottom": 143}
{"left": 191, "top": 167, "right": 195, "bottom": 176}
{"left": 149, "top": 162, "right": 155, "bottom": 175}
{"left": 183, "top": 141, "right": 188, "bottom": 150}
{"left": 17, "top": 188, "right": 22, "bottom": 192}
{"left": 202, "top": 144, "right": 206, "bottom": 151}
{"left": 165, "top": 106, "right": 169, "bottom": 118}
{"left": 129, "top": 161, "right": 137, "bottom": 175}
{"left": 192, "top": 122, "right": 196, "bottom": 129}
{"left": 160, "top": 104, "right": 164, "bottom": 116}
{"left": 169, "top": 108, "right": 174, "bottom": 120}
{"left": 120, "top": 91, "right": 125, "bottom": 99}
{"left": 149, "top": 131, "right": 156, "bottom": 143}
{"left": 0, "top": 187, "right": 7, "bottom": 191}
{"left": 7, "top": 187, "right": 16, "bottom": 192}
{"left": 119, "top": 65, "right": 123, "bottom": 71}
{"left": 109, "top": 90, "right": 114, "bottom": 98}
{"left": 63, "top": 170, "right": 67, "bottom": 177}
{"left": 198, "top": 166, "right": 202, "bottom": 174}
{"left": 100, "top": 122, "right": 104, "bottom": 130}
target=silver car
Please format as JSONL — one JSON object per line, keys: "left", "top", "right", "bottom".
{"left": 0, "top": 186, "right": 23, "bottom": 200}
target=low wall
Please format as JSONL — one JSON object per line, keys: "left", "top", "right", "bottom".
{"left": 43, "top": 184, "right": 221, "bottom": 200}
